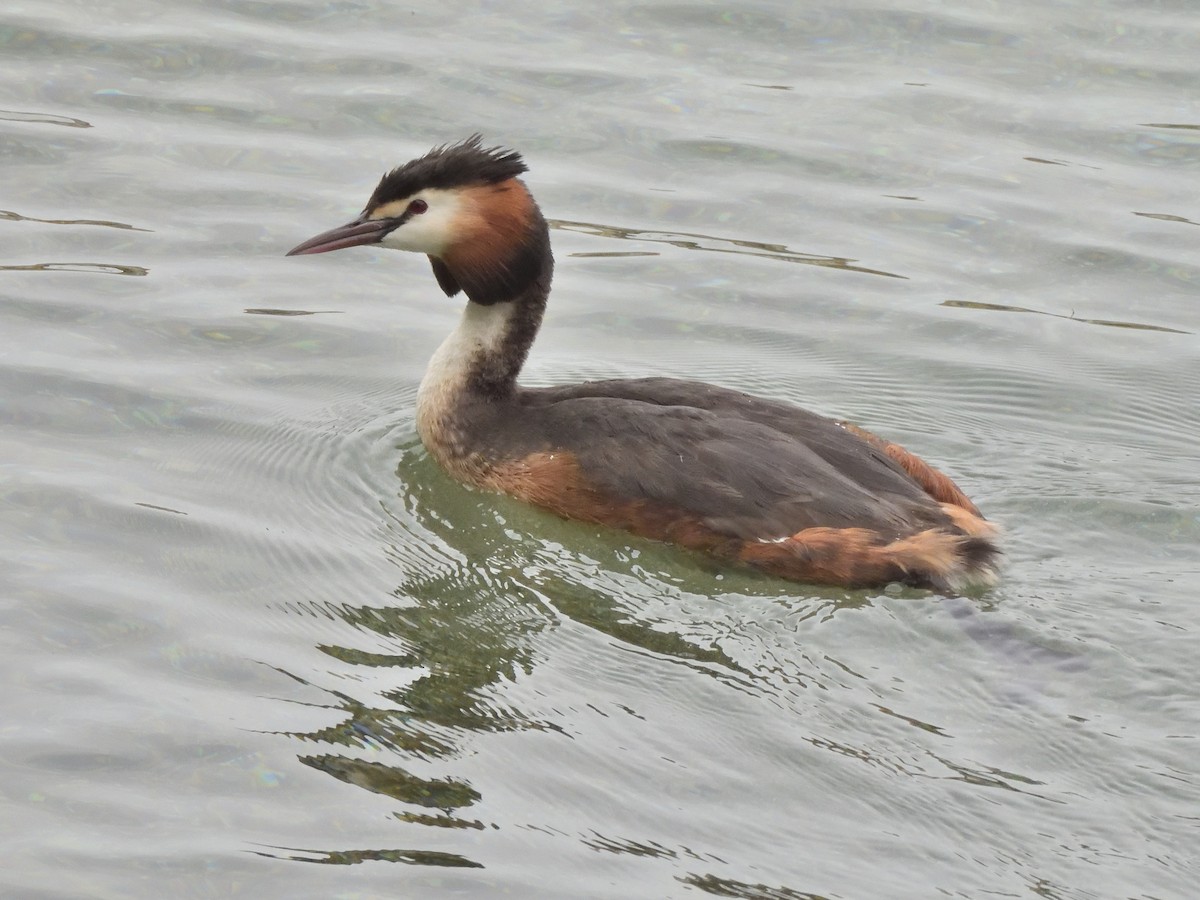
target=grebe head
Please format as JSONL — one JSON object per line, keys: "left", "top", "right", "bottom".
{"left": 287, "top": 135, "right": 551, "bottom": 306}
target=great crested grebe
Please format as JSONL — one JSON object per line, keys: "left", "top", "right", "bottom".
{"left": 288, "top": 136, "right": 999, "bottom": 590}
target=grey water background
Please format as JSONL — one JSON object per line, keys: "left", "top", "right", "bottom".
{"left": 3, "top": 0, "right": 1198, "bottom": 897}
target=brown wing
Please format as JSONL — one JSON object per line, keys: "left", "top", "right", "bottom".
{"left": 484, "top": 380, "right": 959, "bottom": 541}
{"left": 459, "top": 378, "right": 997, "bottom": 588}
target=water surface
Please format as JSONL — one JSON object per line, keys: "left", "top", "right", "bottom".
{"left": 2, "top": 1, "right": 1197, "bottom": 897}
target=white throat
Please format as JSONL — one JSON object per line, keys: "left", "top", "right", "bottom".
{"left": 416, "top": 300, "right": 515, "bottom": 443}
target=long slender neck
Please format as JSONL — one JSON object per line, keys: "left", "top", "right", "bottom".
{"left": 415, "top": 210, "right": 552, "bottom": 457}
{"left": 421, "top": 281, "right": 547, "bottom": 403}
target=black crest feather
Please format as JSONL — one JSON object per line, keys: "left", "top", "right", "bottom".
{"left": 366, "top": 135, "right": 527, "bottom": 211}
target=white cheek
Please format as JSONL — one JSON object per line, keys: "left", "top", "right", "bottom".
{"left": 377, "top": 189, "right": 462, "bottom": 256}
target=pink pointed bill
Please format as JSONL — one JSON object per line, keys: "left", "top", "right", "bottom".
{"left": 285, "top": 217, "right": 393, "bottom": 256}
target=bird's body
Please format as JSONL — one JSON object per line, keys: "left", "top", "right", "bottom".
{"left": 289, "top": 137, "right": 999, "bottom": 590}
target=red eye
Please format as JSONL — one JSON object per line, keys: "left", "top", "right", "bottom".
{"left": 407, "top": 198, "right": 428, "bottom": 215}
